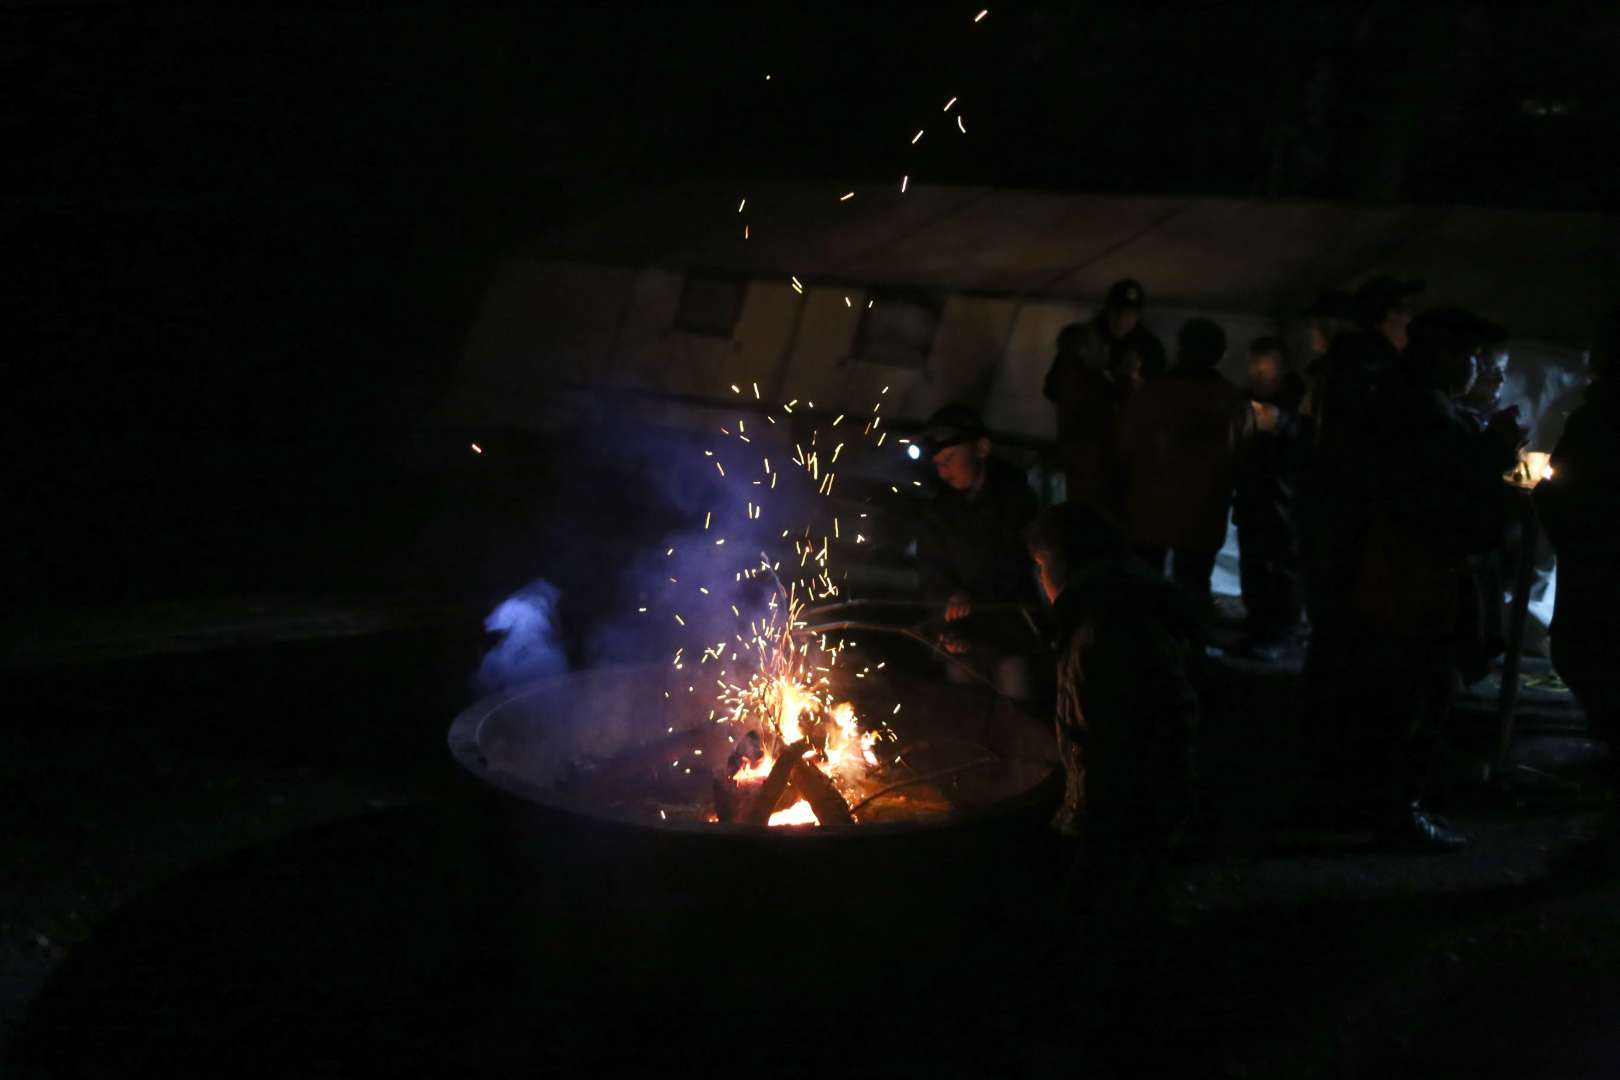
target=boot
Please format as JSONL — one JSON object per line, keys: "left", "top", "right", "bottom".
{"left": 1382, "top": 799, "right": 1468, "bottom": 852}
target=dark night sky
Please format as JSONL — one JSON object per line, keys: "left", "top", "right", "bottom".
{"left": 4, "top": 3, "right": 1616, "bottom": 602}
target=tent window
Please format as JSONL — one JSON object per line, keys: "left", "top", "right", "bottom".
{"left": 852, "top": 290, "right": 940, "bottom": 370}
{"left": 672, "top": 273, "right": 746, "bottom": 338}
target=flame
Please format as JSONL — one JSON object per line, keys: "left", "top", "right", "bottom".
{"left": 731, "top": 754, "right": 775, "bottom": 783}
{"left": 768, "top": 799, "right": 819, "bottom": 827}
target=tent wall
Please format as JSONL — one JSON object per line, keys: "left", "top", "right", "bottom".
{"left": 447, "top": 257, "right": 1296, "bottom": 441}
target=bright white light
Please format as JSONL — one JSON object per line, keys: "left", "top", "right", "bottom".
{"left": 906, "top": 444, "right": 921, "bottom": 461}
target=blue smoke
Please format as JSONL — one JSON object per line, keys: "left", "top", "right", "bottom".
{"left": 475, "top": 577, "right": 568, "bottom": 693}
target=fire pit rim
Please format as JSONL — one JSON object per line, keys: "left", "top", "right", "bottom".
{"left": 447, "top": 667, "right": 1060, "bottom": 840}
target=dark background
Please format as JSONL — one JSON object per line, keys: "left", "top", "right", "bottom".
{"left": 7, "top": 2, "right": 1617, "bottom": 608}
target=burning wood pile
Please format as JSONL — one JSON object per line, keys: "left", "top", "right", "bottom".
{"left": 466, "top": 387, "right": 1037, "bottom": 829}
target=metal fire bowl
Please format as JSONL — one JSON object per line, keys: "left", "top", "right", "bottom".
{"left": 448, "top": 665, "right": 1062, "bottom": 930}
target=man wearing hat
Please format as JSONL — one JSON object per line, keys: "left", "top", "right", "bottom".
{"left": 915, "top": 404, "right": 1041, "bottom": 699}
{"left": 1043, "top": 279, "right": 1169, "bottom": 387}
{"left": 1337, "top": 304, "right": 1524, "bottom": 849}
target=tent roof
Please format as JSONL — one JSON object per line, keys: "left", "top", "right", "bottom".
{"left": 531, "top": 181, "right": 1619, "bottom": 349}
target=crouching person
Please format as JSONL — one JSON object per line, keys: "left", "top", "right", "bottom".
{"left": 1027, "top": 503, "right": 1202, "bottom": 880}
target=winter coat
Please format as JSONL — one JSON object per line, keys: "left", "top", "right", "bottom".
{"left": 1049, "top": 561, "right": 1201, "bottom": 837}
{"left": 1536, "top": 378, "right": 1620, "bottom": 643}
{"left": 915, "top": 456, "right": 1040, "bottom": 646}
{"left": 1042, "top": 358, "right": 1129, "bottom": 514}
{"left": 1118, "top": 366, "right": 1253, "bottom": 552}
{"left": 1234, "top": 371, "right": 1308, "bottom": 555}
{"left": 1353, "top": 373, "right": 1516, "bottom": 641}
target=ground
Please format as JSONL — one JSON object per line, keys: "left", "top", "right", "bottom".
{"left": 5, "top": 602, "right": 1620, "bottom": 1078}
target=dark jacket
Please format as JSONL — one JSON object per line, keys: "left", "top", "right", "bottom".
{"left": 1306, "top": 329, "right": 1401, "bottom": 483}
{"left": 1353, "top": 368, "right": 1516, "bottom": 640}
{"left": 1118, "top": 366, "right": 1253, "bottom": 552}
{"left": 1042, "top": 315, "right": 1169, "bottom": 393}
{"left": 1536, "top": 378, "right": 1620, "bottom": 639}
{"left": 1042, "top": 357, "right": 1129, "bottom": 514}
{"left": 1234, "top": 371, "right": 1308, "bottom": 550}
{"left": 916, "top": 456, "right": 1040, "bottom": 609}
{"left": 1049, "top": 561, "right": 1201, "bottom": 836}
{"left": 1297, "top": 331, "right": 1402, "bottom": 590}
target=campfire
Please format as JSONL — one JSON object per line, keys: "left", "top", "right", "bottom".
{"left": 453, "top": 385, "right": 1056, "bottom": 832}
{"left": 555, "top": 582, "right": 976, "bottom": 830}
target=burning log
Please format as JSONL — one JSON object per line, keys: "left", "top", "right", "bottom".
{"left": 787, "top": 757, "right": 855, "bottom": 826}
{"left": 742, "top": 740, "right": 810, "bottom": 826}
{"left": 712, "top": 777, "right": 741, "bottom": 824}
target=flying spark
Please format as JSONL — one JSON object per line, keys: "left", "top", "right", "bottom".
{"left": 900, "top": 174, "right": 909, "bottom": 193}
{"left": 943, "top": 96, "right": 957, "bottom": 111}
{"left": 974, "top": 9, "right": 988, "bottom": 21}
{"left": 470, "top": 443, "right": 482, "bottom": 454}
{"left": 840, "top": 191, "right": 855, "bottom": 202}
{"left": 957, "top": 115, "right": 966, "bottom": 133}
{"left": 738, "top": 198, "right": 746, "bottom": 213}
{"left": 911, "top": 129, "right": 924, "bottom": 144}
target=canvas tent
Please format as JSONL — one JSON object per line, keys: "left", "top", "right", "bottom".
{"left": 446, "top": 180, "right": 1615, "bottom": 628}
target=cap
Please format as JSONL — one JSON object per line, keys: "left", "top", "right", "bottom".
{"left": 1105, "top": 278, "right": 1145, "bottom": 311}
{"left": 1352, "top": 275, "right": 1425, "bottom": 325}
{"left": 1407, "top": 305, "right": 1509, "bottom": 352}
{"left": 922, "top": 404, "right": 988, "bottom": 455}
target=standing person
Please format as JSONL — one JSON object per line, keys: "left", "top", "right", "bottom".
{"left": 1118, "top": 318, "right": 1254, "bottom": 607}
{"left": 1347, "top": 306, "right": 1524, "bottom": 849}
{"left": 1297, "top": 277, "right": 1424, "bottom": 779}
{"left": 1453, "top": 348, "right": 1520, "bottom": 680}
{"left": 1234, "top": 336, "right": 1309, "bottom": 658}
{"left": 1299, "top": 289, "right": 1358, "bottom": 423}
{"left": 1042, "top": 278, "right": 1169, "bottom": 387}
{"left": 1025, "top": 501, "right": 1203, "bottom": 1006}
{"left": 1093, "top": 278, "right": 1169, "bottom": 382}
{"left": 1536, "top": 310, "right": 1620, "bottom": 862}
{"left": 1026, "top": 500, "right": 1201, "bottom": 882}
{"left": 1042, "top": 324, "right": 1124, "bottom": 515}
{"left": 1308, "top": 275, "right": 1425, "bottom": 473}
{"left": 915, "top": 404, "right": 1041, "bottom": 700}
